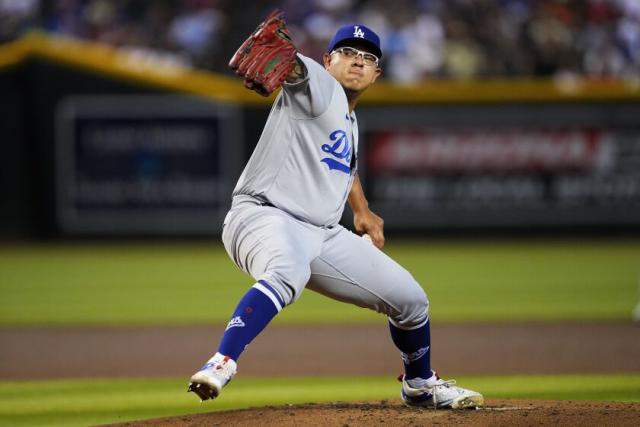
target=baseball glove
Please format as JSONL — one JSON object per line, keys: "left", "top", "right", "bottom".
{"left": 229, "top": 10, "right": 298, "bottom": 97}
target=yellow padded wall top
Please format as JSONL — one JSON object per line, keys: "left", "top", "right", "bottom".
{"left": 2, "top": 32, "right": 639, "bottom": 106}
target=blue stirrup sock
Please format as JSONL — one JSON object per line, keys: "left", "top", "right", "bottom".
{"left": 217, "top": 281, "right": 285, "bottom": 361}
{"left": 388, "top": 319, "right": 432, "bottom": 380}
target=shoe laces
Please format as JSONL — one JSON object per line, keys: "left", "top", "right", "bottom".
{"left": 214, "top": 358, "right": 236, "bottom": 381}
{"left": 432, "top": 378, "right": 457, "bottom": 388}
{"left": 398, "top": 374, "right": 457, "bottom": 409}
{"left": 201, "top": 355, "right": 236, "bottom": 382}
{"left": 429, "top": 378, "right": 457, "bottom": 408}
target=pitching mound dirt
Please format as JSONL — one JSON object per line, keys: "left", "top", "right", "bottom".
{"left": 109, "top": 399, "right": 640, "bottom": 426}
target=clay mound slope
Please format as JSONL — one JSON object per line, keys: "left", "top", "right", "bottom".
{"left": 109, "top": 399, "right": 640, "bottom": 427}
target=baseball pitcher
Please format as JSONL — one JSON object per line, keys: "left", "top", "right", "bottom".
{"left": 188, "top": 11, "right": 483, "bottom": 409}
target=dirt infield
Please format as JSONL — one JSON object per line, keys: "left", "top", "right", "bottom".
{"left": 1, "top": 322, "right": 639, "bottom": 380}
{"left": 108, "top": 400, "right": 640, "bottom": 427}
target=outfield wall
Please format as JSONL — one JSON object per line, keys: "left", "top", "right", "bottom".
{"left": 356, "top": 104, "right": 640, "bottom": 230}
{"left": 1, "top": 34, "right": 640, "bottom": 237}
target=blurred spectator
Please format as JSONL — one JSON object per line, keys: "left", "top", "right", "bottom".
{"left": 168, "top": 0, "right": 224, "bottom": 67}
{"left": 0, "top": 0, "right": 39, "bottom": 42}
{"left": 1, "top": 0, "right": 639, "bottom": 82}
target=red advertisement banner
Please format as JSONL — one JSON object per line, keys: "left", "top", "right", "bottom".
{"left": 368, "top": 129, "right": 613, "bottom": 174}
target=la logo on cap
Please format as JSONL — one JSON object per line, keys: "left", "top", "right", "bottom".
{"left": 353, "top": 25, "right": 365, "bottom": 38}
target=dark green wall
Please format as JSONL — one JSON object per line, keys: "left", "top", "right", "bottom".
{"left": 0, "top": 59, "right": 267, "bottom": 238}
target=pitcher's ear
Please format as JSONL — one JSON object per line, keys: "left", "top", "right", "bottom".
{"left": 323, "top": 52, "right": 332, "bottom": 69}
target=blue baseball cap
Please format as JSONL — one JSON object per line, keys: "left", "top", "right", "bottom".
{"left": 327, "top": 24, "right": 382, "bottom": 58}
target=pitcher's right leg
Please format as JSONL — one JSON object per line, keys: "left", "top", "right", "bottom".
{"left": 308, "top": 226, "right": 432, "bottom": 380}
{"left": 308, "top": 226, "right": 483, "bottom": 409}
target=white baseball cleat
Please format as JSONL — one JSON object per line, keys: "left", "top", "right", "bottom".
{"left": 188, "top": 352, "right": 237, "bottom": 402}
{"left": 400, "top": 372, "right": 484, "bottom": 409}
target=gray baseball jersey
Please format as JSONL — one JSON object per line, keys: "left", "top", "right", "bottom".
{"left": 223, "top": 54, "right": 428, "bottom": 330}
{"left": 232, "top": 54, "right": 358, "bottom": 227}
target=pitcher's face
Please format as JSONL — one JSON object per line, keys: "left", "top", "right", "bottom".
{"left": 324, "top": 42, "right": 381, "bottom": 93}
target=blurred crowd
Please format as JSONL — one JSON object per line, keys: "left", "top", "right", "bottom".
{"left": 1, "top": 0, "right": 639, "bottom": 82}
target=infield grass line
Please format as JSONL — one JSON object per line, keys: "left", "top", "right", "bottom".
{"left": 0, "top": 374, "right": 639, "bottom": 426}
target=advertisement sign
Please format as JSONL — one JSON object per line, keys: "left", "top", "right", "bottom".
{"left": 363, "top": 128, "right": 640, "bottom": 228}
{"left": 56, "top": 95, "right": 242, "bottom": 234}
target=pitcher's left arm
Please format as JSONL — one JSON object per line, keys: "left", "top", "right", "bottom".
{"left": 348, "top": 175, "right": 385, "bottom": 249}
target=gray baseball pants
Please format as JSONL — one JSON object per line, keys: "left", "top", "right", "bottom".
{"left": 221, "top": 197, "right": 429, "bottom": 330}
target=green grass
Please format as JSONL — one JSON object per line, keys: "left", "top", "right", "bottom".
{"left": 0, "top": 374, "right": 638, "bottom": 426}
{"left": 0, "top": 240, "right": 639, "bottom": 326}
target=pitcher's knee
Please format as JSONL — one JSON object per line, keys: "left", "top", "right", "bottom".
{"left": 259, "top": 266, "right": 310, "bottom": 307}
{"left": 390, "top": 281, "right": 429, "bottom": 329}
